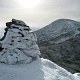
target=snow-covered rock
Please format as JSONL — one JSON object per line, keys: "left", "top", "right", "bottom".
{"left": 0, "top": 19, "right": 41, "bottom": 64}
{"left": 0, "top": 58, "right": 79, "bottom": 80}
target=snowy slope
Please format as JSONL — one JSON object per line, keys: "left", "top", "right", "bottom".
{"left": 0, "top": 58, "right": 79, "bottom": 80}
{"left": 35, "top": 19, "right": 80, "bottom": 43}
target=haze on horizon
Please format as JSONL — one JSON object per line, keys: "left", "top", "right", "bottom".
{"left": 0, "top": 0, "right": 80, "bottom": 37}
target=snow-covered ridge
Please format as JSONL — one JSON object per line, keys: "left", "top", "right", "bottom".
{"left": 0, "top": 58, "right": 79, "bottom": 80}
{"left": 35, "top": 19, "right": 80, "bottom": 43}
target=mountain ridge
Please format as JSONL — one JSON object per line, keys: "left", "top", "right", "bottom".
{"left": 35, "top": 19, "right": 80, "bottom": 73}
{"left": 35, "top": 19, "right": 80, "bottom": 43}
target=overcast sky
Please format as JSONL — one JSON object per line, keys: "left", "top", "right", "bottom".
{"left": 0, "top": 0, "right": 80, "bottom": 37}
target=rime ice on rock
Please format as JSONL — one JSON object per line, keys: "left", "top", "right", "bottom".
{"left": 0, "top": 19, "right": 41, "bottom": 64}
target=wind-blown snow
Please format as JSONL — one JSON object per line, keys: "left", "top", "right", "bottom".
{"left": 0, "top": 58, "right": 78, "bottom": 80}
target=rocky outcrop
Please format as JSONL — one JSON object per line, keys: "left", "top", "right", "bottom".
{"left": 35, "top": 19, "right": 80, "bottom": 73}
{"left": 0, "top": 19, "right": 41, "bottom": 64}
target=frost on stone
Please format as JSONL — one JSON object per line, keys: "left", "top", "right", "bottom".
{"left": 0, "top": 19, "right": 41, "bottom": 64}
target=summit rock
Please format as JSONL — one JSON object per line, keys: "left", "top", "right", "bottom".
{"left": 0, "top": 19, "right": 41, "bottom": 64}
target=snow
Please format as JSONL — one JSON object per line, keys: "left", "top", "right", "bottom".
{"left": 73, "top": 73, "right": 80, "bottom": 79}
{"left": 0, "top": 58, "right": 79, "bottom": 80}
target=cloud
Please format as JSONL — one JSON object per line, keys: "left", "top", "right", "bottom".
{"left": 37, "top": 0, "right": 80, "bottom": 11}
{"left": 0, "top": 0, "right": 19, "bottom": 9}
{"left": 0, "top": 0, "right": 80, "bottom": 30}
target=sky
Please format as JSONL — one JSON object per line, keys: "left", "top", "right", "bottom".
{"left": 0, "top": 0, "right": 80, "bottom": 37}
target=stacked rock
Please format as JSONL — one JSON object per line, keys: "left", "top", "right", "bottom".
{"left": 0, "top": 19, "right": 41, "bottom": 64}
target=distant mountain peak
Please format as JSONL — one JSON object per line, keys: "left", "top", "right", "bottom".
{"left": 35, "top": 19, "right": 80, "bottom": 43}
{"left": 35, "top": 19, "right": 80, "bottom": 73}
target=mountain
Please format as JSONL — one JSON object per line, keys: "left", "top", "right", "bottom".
{"left": 0, "top": 58, "right": 79, "bottom": 80}
{"left": 35, "top": 19, "right": 80, "bottom": 73}
{"left": 35, "top": 19, "right": 80, "bottom": 43}
{"left": 0, "top": 19, "right": 80, "bottom": 80}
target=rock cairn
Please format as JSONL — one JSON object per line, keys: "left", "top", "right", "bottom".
{"left": 0, "top": 19, "right": 41, "bottom": 64}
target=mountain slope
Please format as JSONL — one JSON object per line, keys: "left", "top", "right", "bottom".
{"left": 35, "top": 19, "right": 80, "bottom": 43}
{"left": 0, "top": 58, "right": 78, "bottom": 80}
{"left": 35, "top": 19, "right": 80, "bottom": 73}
